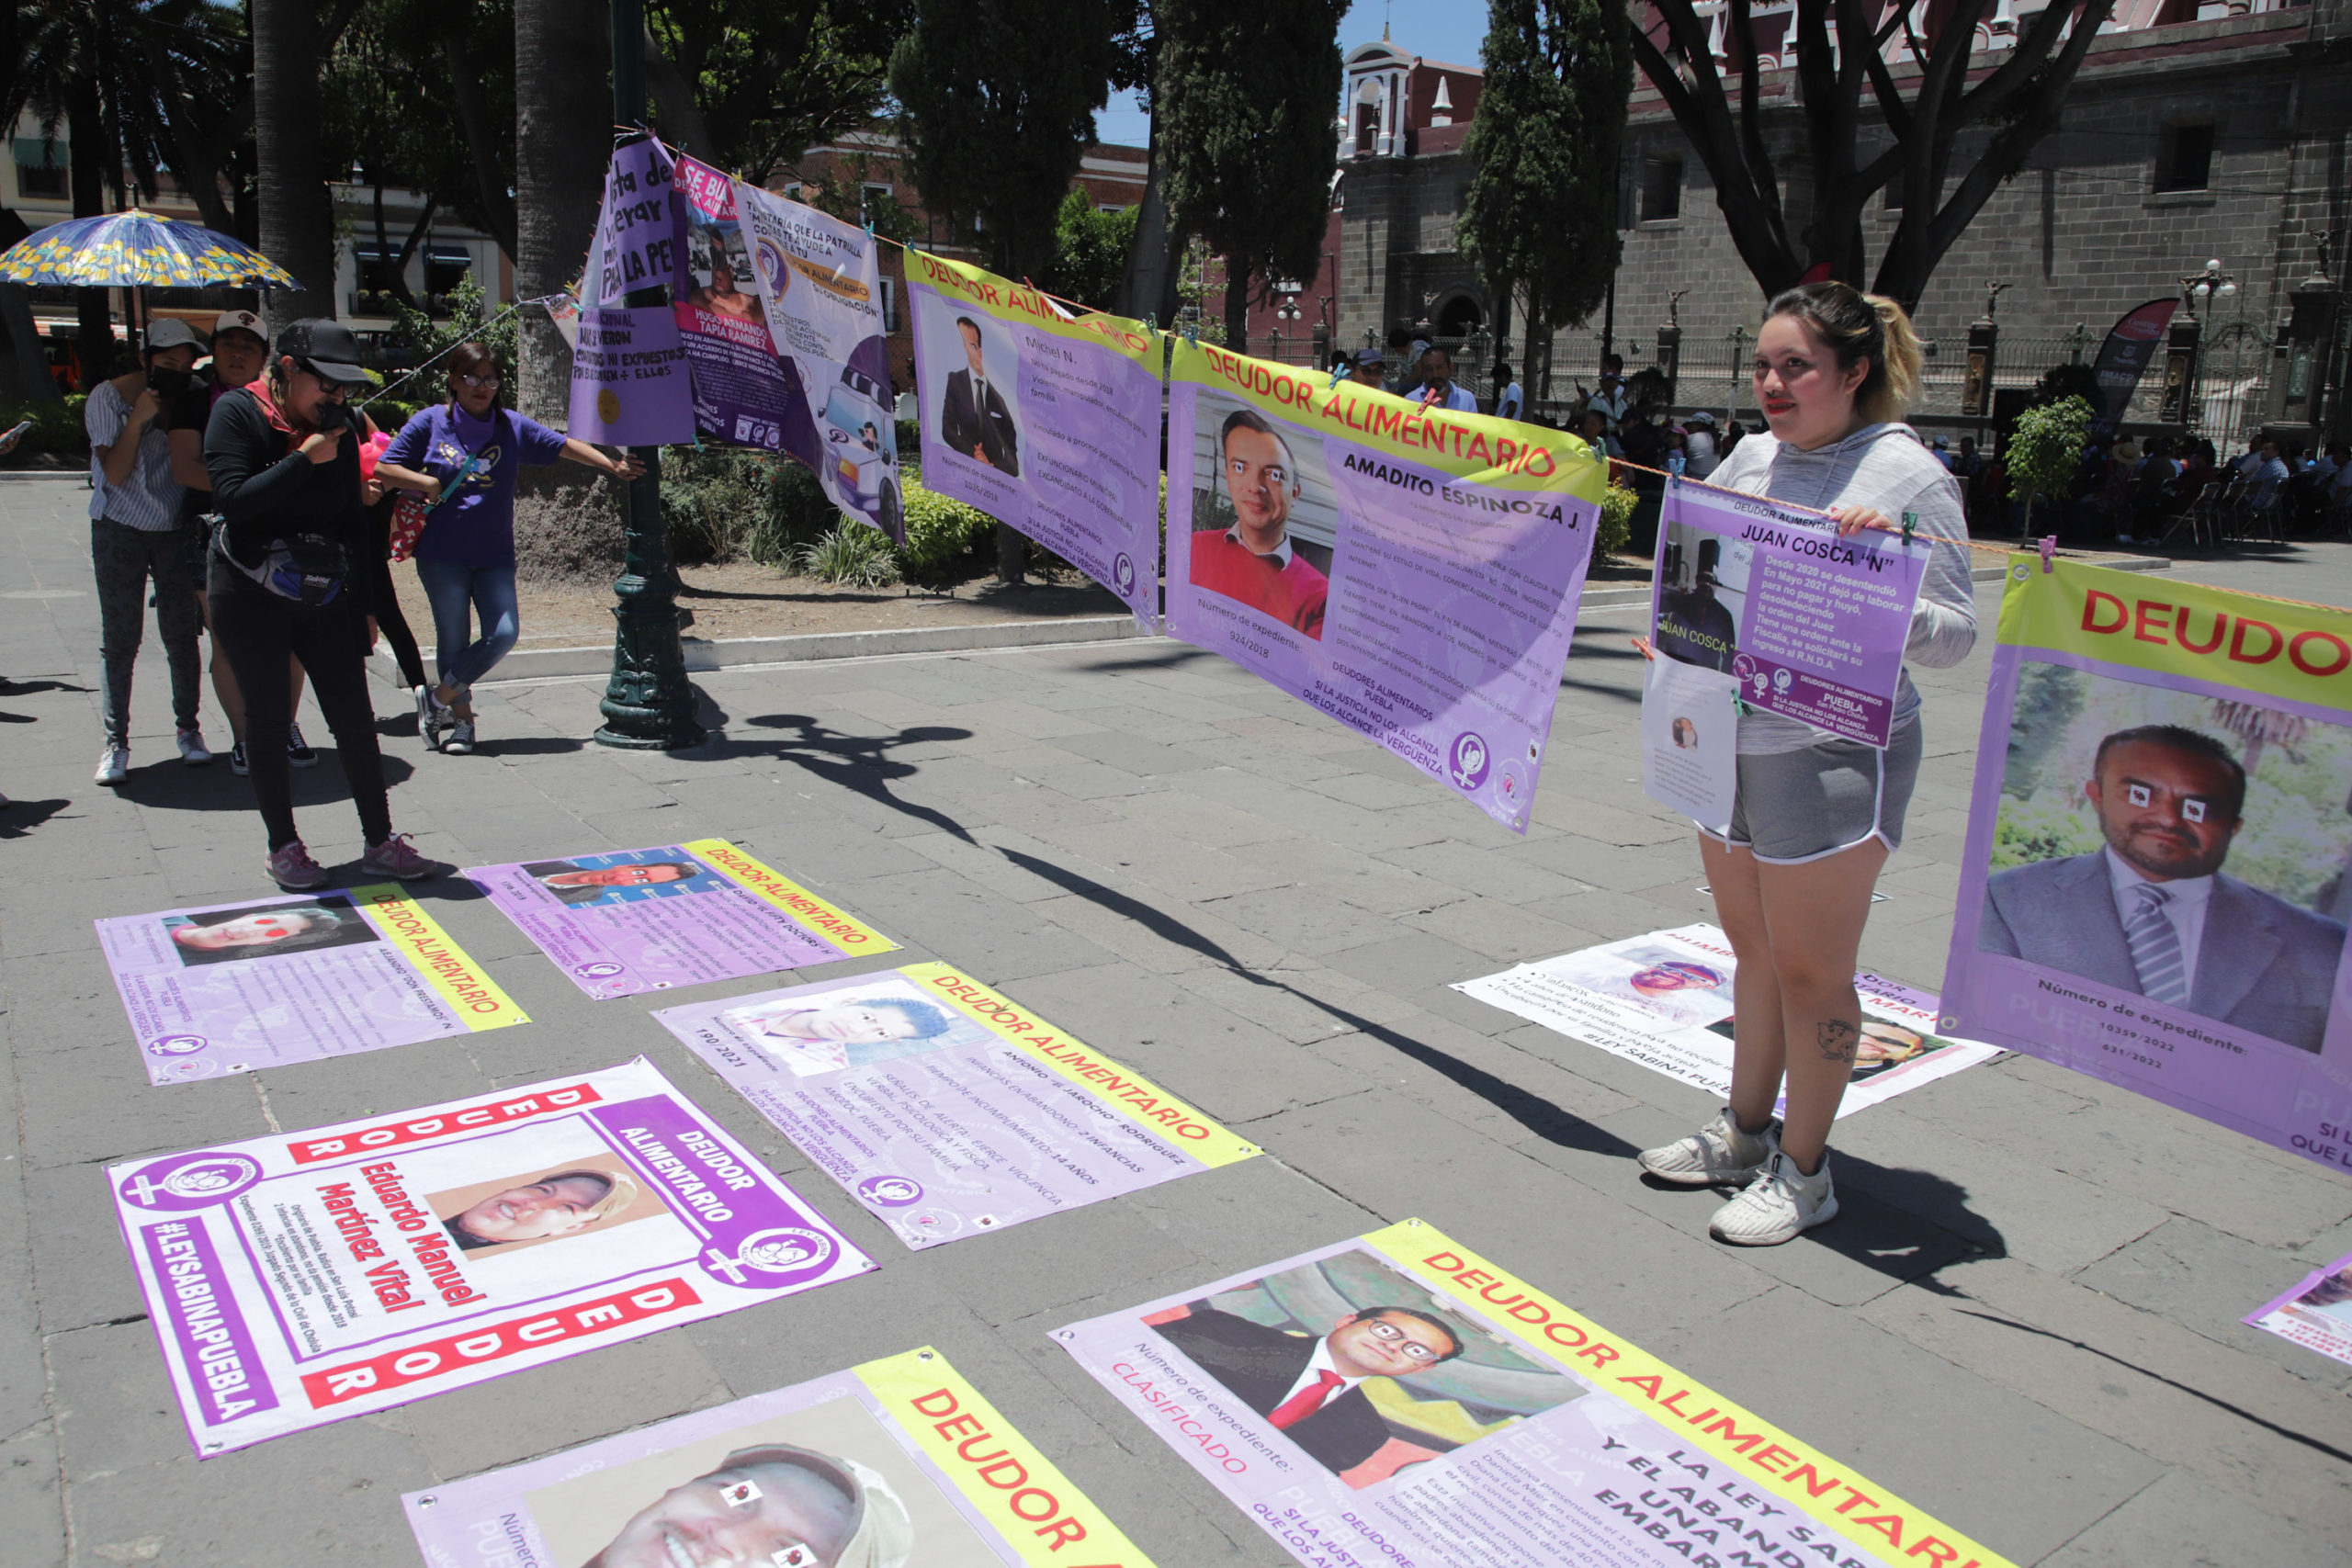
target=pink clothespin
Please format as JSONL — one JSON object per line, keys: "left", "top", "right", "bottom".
{"left": 2038, "top": 535, "right": 2057, "bottom": 574}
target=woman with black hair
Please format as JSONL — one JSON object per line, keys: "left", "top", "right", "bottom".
{"left": 204, "top": 319, "right": 448, "bottom": 892}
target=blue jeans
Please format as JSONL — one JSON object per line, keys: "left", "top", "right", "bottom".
{"left": 414, "top": 558, "right": 520, "bottom": 691}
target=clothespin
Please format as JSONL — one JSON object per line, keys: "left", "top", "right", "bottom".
{"left": 1901, "top": 509, "right": 1917, "bottom": 546}
{"left": 2038, "top": 534, "right": 2057, "bottom": 574}
{"left": 1183, "top": 318, "right": 1198, "bottom": 346}
{"left": 864, "top": 220, "right": 874, "bottom": 238}
{"left": 1143, "top": 313, "right": 1156, "bottom": 334}
{"left": 1328, "top": 364, "right": 1348, "bottom": 391}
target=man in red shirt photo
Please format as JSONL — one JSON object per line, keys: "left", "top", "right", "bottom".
{"left": 1190, "top": 408, "right": 1329, "bottom": 640}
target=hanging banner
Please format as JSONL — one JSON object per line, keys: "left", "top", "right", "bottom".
{"left": 1941, "top": 558, "right": 2352, "bottom": 1173}
{"left": 1653, "top": 479, "right": 1931, "bottom": 748}
{"left": 1165, "top": 339, "right": 1605, "bottom": 831}
{"left": 96, "top": 885, "right": 525, "bottom": 1086}
{"left": 465, "top": 840, "right": 898, "bottom": 998}
{"left": 567, "top": 304, "right": 695, "bottom": 446}
{"left": 1455, "top": 924, "right": 2000, "bottom": 1117}
{"left": 404, "top": 1346, "right": 1157, "bottom": 1568}
{"left": 2086, "top": 299, "right": 2177, "bottom": 434}
{"left": 734, "top": 180, "right": 906, "bottom": 542}
{"left": 671, "top": 154, "right": 789, "bottom": 450}
{"left": 584, "top": 137, "right": 682, "bottom": 306}
{"left": 1640, "top": 654, "right": 1738, "bottom": 833}
{"left": 2246, "top": 1247, "right": 2352, "bottom": 1367}
{"left": 906, "top": 251, "right": 1162, "bottom": 627}
{"left": 1054, "top": 1223, "right": 2016, "bottom": 1568}
{"left": 110, "top": 1059, "right": 871, "bottom": 1455}
{"left": 655, "top": 962, "right": 1256, "bottom": 1249}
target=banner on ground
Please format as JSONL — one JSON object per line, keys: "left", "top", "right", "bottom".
{"left": 96, "top": 885, "right": 525, "bottom": 1086}
{"left": 906, "top": 251, "right": 1163, "bottom": 627}
{"left": 2246, "top": 1247, "right": 2352, "bottom": 1367}
{"left": 568, "top": 304, "right": 695, "bottom": 446}
{"left": 404, "top": 1346, "right": 1157, "bottom": 1568}
{"left": 110, "top": 1059, "right": 870, "bottom": 1455}
{"left": 656, "top": 962, "right": 1256, "bottom": 1249}
{"left": 671, "top": 154, "right": 790, "bottom": 450}
{"left": 1054, "top": 1222, "right": 2016, "bottom": 1568}
{"left": 466, "top": 840, "right": 897, "bottom": 998}
{"left": 1164, "top": 340, "right": 1605, "bottom": 831}
{"left": 1652, "top": 478, "right": 1931, "bottom": 748}
{"left": 1455, "top": 925, "right": 1999, "bottom": 1117}
{"left": 1940, "top": 557, "right": 2352, "bottom": 1174}
{"left": 584, "top": 137, "right": 682, "bottom": 305}
{"left": 735, "top": 179, "right": 906, "bottom": 542}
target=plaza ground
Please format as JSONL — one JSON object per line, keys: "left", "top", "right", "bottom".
{"left": 2, "top": 476, "right": 2347, "bottom": 1566}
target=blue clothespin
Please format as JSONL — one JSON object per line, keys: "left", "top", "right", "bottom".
{"left": 1183, "top": 318, "right": 1198, "bottom": 347}
{"left": 1328, "top": 364, "right": 1348, "bottom": 391}
{"left": 2038, "top": 534, "right": 2058, "bottom": 574}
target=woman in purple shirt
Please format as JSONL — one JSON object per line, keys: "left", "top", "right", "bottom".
{"left": 375, "top": 343, "right": 640, "bottom": 754}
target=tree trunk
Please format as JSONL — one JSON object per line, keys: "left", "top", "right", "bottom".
{"left": 443, "top": 28, "right": 521, "bottom": 261}
{"left": 0, "top": 285, "right": 57, "bottom": 401}
{"left": 1116, "top": 141, "right": 1180, "bottom": 325}
{"left": 66, "top": 74, "right": 113, "bottom": 379}
{"left": 1224, "top": 262, "right": 1250, "bottom": 355}
{"left": 514, "top": 0, "right": 611, "bottom": 427}
{"left": 253, "top": 0, "right": 336, "bottom": 335}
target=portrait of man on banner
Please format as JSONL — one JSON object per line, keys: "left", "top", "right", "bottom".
{"left": 938, "top": 314, "right": 1019, "bottom": 476}
{"left": 1976, "top": 664, "right": 2352, "bottom": 1054}
{"left": 429, "top": 1159, "right": 657, "bottom": 1256}
{"left": 1189, "top": 405, "right": 1331, "bottom": 641}
{"left": 721, "top": 976, "right": 971, "bottom": 1078}
{"left": 1147, "top": 1250, "right": 1582, "bottom": 1488}
{"left": 521, "top": 855, "right": 717, "bottom": 908}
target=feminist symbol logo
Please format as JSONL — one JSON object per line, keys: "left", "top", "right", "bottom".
{"left": 119, "top": 1154, "right": 262, "bottom": 1210}
{"left": 704, "top": 1226, "right": 836, "bottom": 1284}
{"left": 1449, "top": 732, "right": 1490, "bottom": 790}
{"left": 1113, "top": 553, "right": 1136, "bottom": 595}
{"left": 148, "top": 1034, "right": 208, "bottom": 1057}
{"left": 857, "top": 1175, "right": 924, "bottom": 1207}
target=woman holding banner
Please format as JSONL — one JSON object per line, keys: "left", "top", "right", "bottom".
{"left": 1637, "top": 283, "right": 1976, "bottom": 1247}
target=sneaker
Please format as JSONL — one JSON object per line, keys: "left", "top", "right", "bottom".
{"left": 442, "top": 719, "right": 476, "bottom": 755}
{"left": 359, "top": 832, "right": 448, "bottom": 881}
{"left": 265, "top": 840, "right": 331, "bottom": 891}
{"left": 230, "top": 741, "right": 249, "bottom": 776}
{"left": 287, "top": 722, "right": 319, "bottom": 768}
{"left": 94, "top": 746, "right": 130, "bottom": 785}
{"left": 413, "top": 684, "right": 436, "bottom": 737}
{"left": 1637, "top": 1107, "right": 1777, "bottom": 1188}
{"left": 1709, "top": 1140, "right": 1838, "bottom": 1247}
{"left": 176, "top": 727, "right": 213, "bottom": 766}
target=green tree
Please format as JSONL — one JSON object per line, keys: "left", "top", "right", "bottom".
{"left": 2006, "top": 394, "right": 2091, "bottom": 539}
{"left": 514, "top": 0, "right": 608, "bottom": 424}
{"left": 643, "top": 1, "right": 913, "bottom": 183}
{"left": 1458, "top": 0, "right": 1631, "bottom": 402}
{"left": 889, "top": 0, "right": 1125, "bottom": 285}
{"left": 1154, "top": 0, "right": 1346, "bottom": 348}
{"left": 1043, "top": 187, "right": 1138, "bottom": 310}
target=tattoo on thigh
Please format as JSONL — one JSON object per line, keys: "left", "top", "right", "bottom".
{"left": 1816, "top": 1019, "right": 1860, "bottom": 1063}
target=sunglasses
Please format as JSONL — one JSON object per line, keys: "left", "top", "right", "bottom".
{"left": 455, "top": 372, "right": 501, "bottom": 390}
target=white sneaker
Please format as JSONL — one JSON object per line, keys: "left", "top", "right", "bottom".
{"left": 442, "top": 719, "right": 475, "bottom": 755}
{"left": 1637, "top": 1108, "right": 1777, "bottom": 1187}
{"left": 95, "top": 746, "right": 130, "bottom": 785}
{"left": 1710, "top": 1141, "right": 1838, "bottom": 1247}
{"left": 176, "top": 727, "right": 212, "bottom": 765}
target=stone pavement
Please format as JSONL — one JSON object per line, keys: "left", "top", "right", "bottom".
{"left": 4, "top": 476, "right": 2348, "bottom": 1567}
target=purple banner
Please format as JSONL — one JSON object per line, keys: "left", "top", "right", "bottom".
{"left": 1940, "top": 558, "right": 2352, "bottom": 1174}
{"left": 1162, "top": 341, "right": 1607, "bottom": 832}
{"left": 672, "top": 154, "right": 791, "bottom": 449}
{"left": 568, "top": 305, "right": 695, "bottom": 446}
{"left": 2245, "top": 1247, "right": 2352, "bottom": 1367}
{"left": 94, "top": 886, "right": 526, "bottom": 1085}
{"left": 463, "top": 839, "right": 899, "bottom": 998}
{"left": 1652, "top": 479, "right": 1930, "bottom": 747}
{"left": 654, "top": 962, "right": 1254, "bottom": 1247}
{"left": 585, "top": 138, "right": 681, "bottom": 304}
{"left": 906, "top": 251, "right": 1162, "bottom": 626}
{"left": 108, "top": 1060, "right": 870, "bottom": 1454}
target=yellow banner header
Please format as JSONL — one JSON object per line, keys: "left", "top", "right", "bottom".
{"left": 685, "top": 838, "right": 899, "bottom": 957}
{"left": 1364, "top": 1221, "right": 2018, "bottom": 1568}
{"left": 902, "top": 962, "right": 1256, "bottom": 1168}
{"left": 352, "top": 883, "right": 526, "bottom": 1031}
{"left": 905, "top": 250, "right": 1158, "bottom": 367}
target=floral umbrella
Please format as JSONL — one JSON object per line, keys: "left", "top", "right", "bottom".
{"left": 0, "top": 208, "right": 298, "bottom": 289}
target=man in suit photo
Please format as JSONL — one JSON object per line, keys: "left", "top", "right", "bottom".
{"left": 939, "top": 316, "right": 1020, "bottom": 476}
{"left": 1153, "top": 1301, "right": 1464, "bottom": 1479}
{"left": 523, "top": 859, "right": 704, "bottom": 908}
{"left": 1978, "top": 723, "right": 2346, "bottom": 1052}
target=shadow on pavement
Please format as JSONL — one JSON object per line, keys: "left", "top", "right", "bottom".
{"left": 0, "top": 678, "right": 92, "bottom": 696}
{"left": 737, "top": 713, "right": 978, "bottom": 840}
{"left": 474, "top": 736, "right": 588, "bottom": 757}
{"left": 112, "top": 750, "right": 415, "bottom": 810}
{"left": 0, "top": 797, "right": 71, "bottom": 837}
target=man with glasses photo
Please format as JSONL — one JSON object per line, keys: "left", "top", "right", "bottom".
{"left": 1154, "top": 1300, "right": 1464, "bottom": 1477}
{"left": 1188, "top": 407, "right": 1329, "bottom": 640}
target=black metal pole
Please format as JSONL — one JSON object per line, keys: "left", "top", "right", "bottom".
{"left": 594, "top": 0, "right": 702, "bottom": 749}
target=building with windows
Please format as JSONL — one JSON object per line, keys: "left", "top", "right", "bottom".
{"left": 1272, "top": 2, "right": 2349, "bottom": 439}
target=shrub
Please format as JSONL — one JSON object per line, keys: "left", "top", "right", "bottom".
{"left": 1598, "top": 479, "right": 1637, "bottom": 558}
{"left": 897, "top": 478, "right": 1000, "bottom": 585}
{"left": 2007, "top": 395, "right": 2093, "bottom": 532}
{"left": 795, "top": 520, "right": 901, "bottom": 587}
{"left": 0, "top": 394, "right": 89, "bottom": 462}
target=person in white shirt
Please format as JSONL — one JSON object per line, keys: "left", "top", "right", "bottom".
{"left": 1491, "top": 361, "right": 1525, "bottom": 421}
{"left": 1400, "top": 345, "right": 1477, "bottom": 412}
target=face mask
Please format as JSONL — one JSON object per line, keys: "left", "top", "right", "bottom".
{"left": 149, "top": 367, "right": 192, "bottom": 397}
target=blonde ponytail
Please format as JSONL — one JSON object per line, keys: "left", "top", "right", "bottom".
{"left": 1862, "top": 293, "right": 1922, "bottom": 423}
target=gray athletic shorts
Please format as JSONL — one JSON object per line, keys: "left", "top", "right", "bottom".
{"left": 1718, "top": 718, "right": 1923, "bottom": 863}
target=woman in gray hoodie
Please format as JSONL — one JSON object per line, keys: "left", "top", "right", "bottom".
{"left": 1637, "top": 282, "right": 1977, "bottom": 1247}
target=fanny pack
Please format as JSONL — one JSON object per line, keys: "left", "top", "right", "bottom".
{"left": 213, "top": 524, "right": 349, "bottom": 607}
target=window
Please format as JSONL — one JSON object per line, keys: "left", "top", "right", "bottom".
{"left": 880, "top": 276, "right": 898, "bottom": 333}
{"left": 1641, "top": 155, "right": 1682, "bottom": 222}
{"left": 2155, "top": 122, "right": 2215, "bottom": 193}
{"left": 424, "top": 245, "right": 472, "bottom": 299}
{"left": 784, "top": 181, "right": 805, "bottom": 200}
{"left": 862, "top": 180, "right": 892, "bottom": 223}
{"left": 13, "top": 139, "right": 64, "bottom": 199}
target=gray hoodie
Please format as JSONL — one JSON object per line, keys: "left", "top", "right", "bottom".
{"left": 1703, "top": 422, "right": 1978, "bottom": 753}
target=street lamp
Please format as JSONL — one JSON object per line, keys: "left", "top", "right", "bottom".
{"left": 2160, "top": 258, "right": 2238, "bottom": 430}
{"left": 595, "top": 0, "right": 703, "bottom": 750}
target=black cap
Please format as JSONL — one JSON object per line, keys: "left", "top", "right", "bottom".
{"left": 273, "top": 319, "right": 368, "bottom": 389}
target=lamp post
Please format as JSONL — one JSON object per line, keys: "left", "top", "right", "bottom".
{"left": 594, "top": 0, "right": 702, "bottom": 750}
{"left": 2160, "top": 257, "right": 2236, "bottom": 431}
